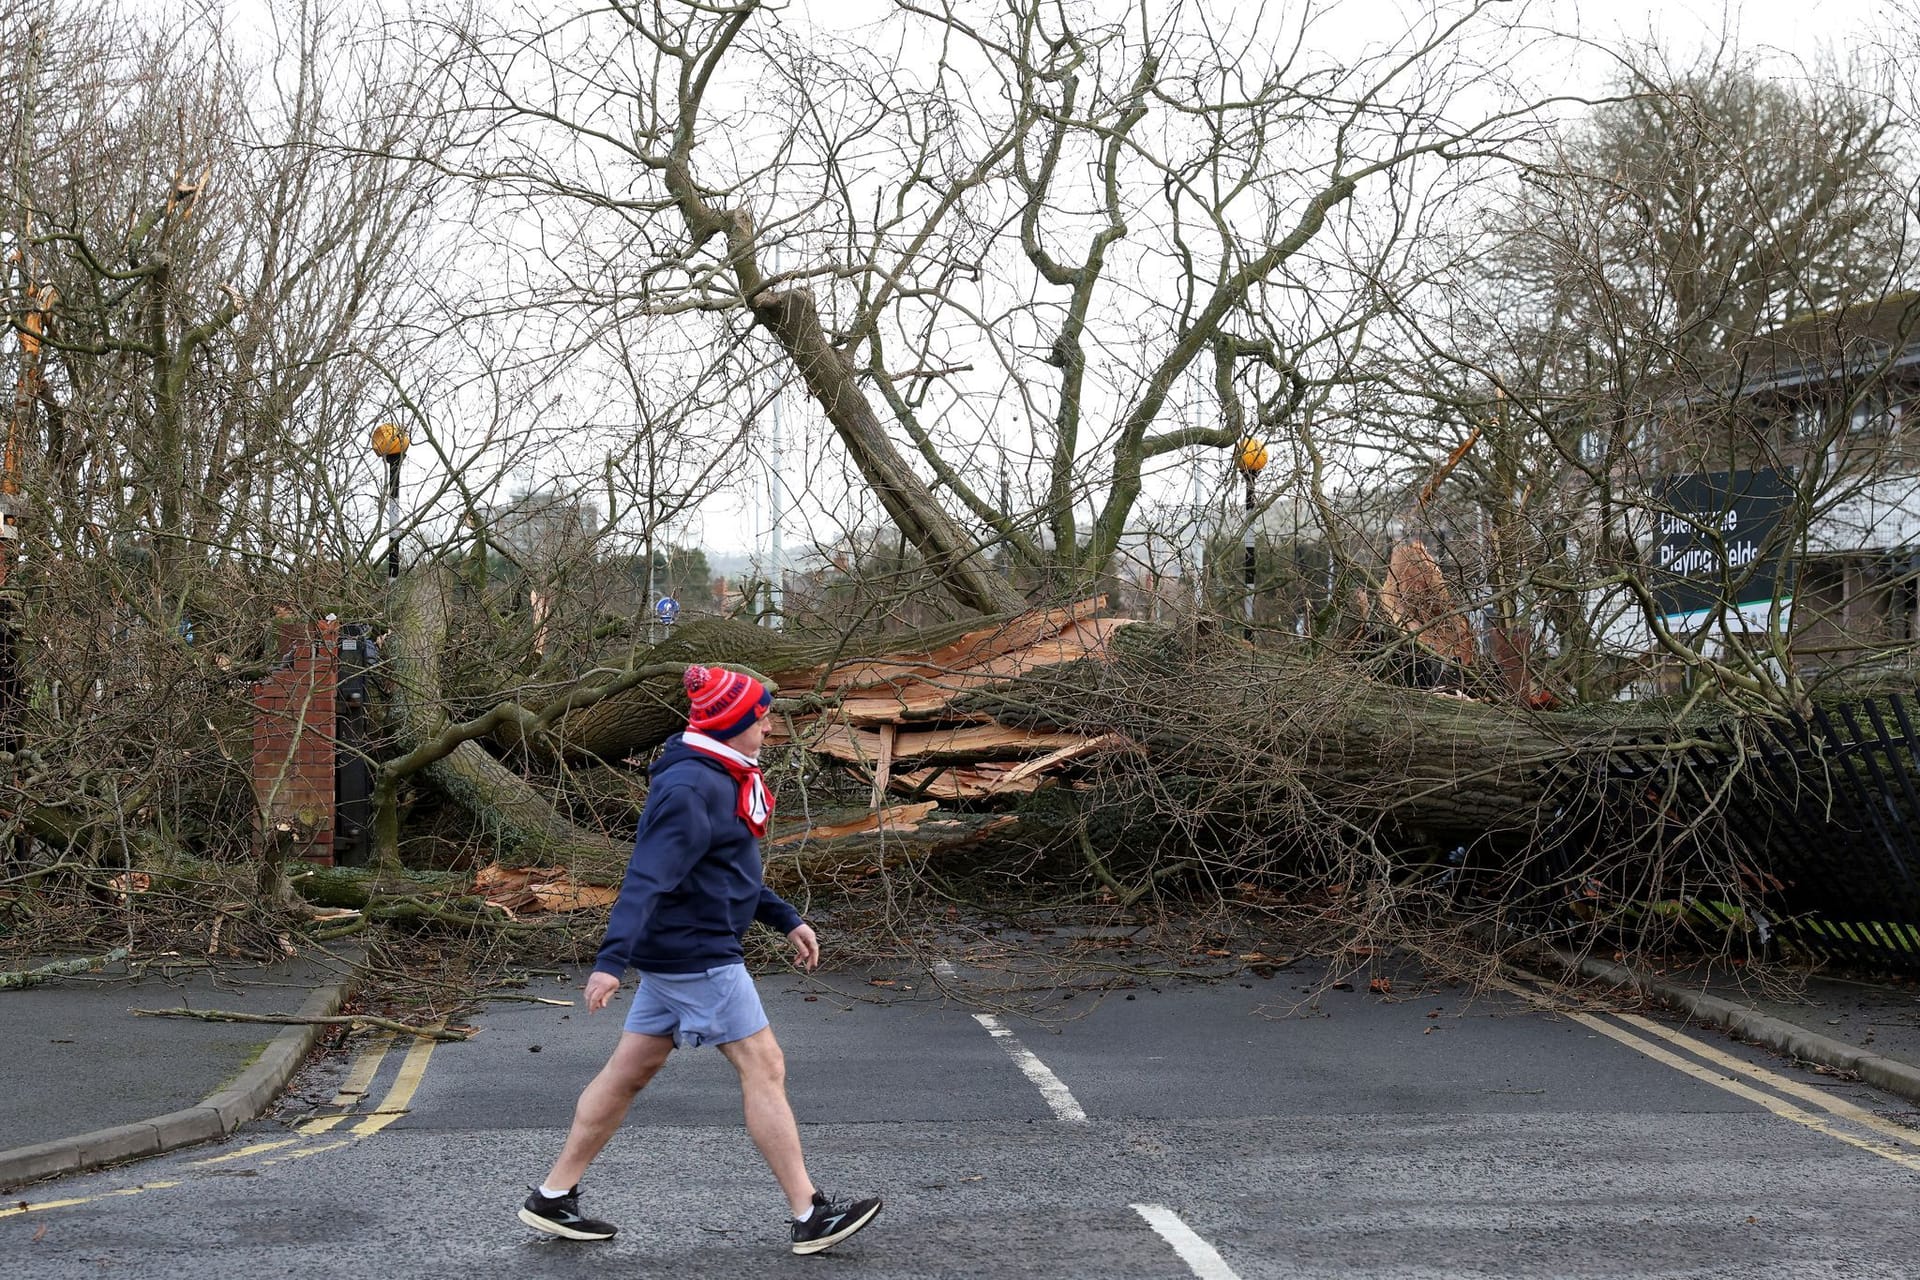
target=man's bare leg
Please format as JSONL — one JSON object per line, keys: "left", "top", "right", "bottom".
{"left": 719, "top": 1026, "right": 816, "bottom": 1215}
{"left": 544, "top": 1030, "right": 674, "bottom": 1190}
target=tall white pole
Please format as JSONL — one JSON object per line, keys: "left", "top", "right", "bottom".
{"left": 767, "top": 245, "right": 786, "bottom": 629}
{"left": 1189, "top": 442, "right": 1207, "bottom": 612}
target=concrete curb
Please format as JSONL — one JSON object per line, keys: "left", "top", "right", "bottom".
{"left": 0, "top": 973, "right": 356, "bottom": 1191}
{"left": 1565, "top": 952, "right": 1920, "bottom": 1107}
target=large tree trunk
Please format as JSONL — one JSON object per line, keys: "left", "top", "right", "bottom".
{"left": 387, "top": 569, "right": 630, "bottom": 879}
{"left": 958, "top": 627, "right": 1628, "bottom": 850}
{"left": 552, "top": 608, "right": 1669, "bottom": 854}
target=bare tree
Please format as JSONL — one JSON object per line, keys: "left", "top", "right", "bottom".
{"left": 0, "top": 0, "right": 461, "bottom": 902}
{"left": 1375, "top": 44, "right": 1917, "bottom": 709}
{"left": 426, "top": 0, "right": 1568, "bottom": 619}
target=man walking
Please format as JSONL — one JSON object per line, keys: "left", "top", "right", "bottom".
{"left": 517, "top": 664, "right": 883, "bottom": 1255}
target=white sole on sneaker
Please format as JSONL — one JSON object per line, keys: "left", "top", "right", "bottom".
{"left": 791, "top": 1201, "right": 882, "bottom": 1255}
{"left": 518, "top": 1207, "right": 616, "bottom": 1241}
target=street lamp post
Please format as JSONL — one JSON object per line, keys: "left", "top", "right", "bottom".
{"left": 370, "top": 422, "right": 410, "bottom": 581}
{"left": 1236, "top": 436, "right": 1268, "bottom": 640}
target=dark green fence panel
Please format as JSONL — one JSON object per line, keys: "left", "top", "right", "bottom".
{"left": 1587, "top": 692, "right": 1920, "bottom": 971}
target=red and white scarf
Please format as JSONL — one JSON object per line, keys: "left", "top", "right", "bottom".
{"left": 682, "top": 731, "right": 775, "bottom": 836}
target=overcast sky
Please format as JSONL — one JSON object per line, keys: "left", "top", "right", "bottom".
{"left": 214, "top": 0, "right": 1908, "bottom": 559}
{"left": 775, "top": 0, "right": 1897, "bottom": 76}
{"left": 1591, "top": 0, "right": 1889, "bottom": 52}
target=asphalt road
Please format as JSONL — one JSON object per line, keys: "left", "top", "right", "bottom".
{"left": 9, "top": 955, "right": 1920, "bottom": 1278}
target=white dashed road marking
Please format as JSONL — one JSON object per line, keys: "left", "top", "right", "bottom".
{"left": 1131, "top": 1203, "right": 1244, "bottom": 1280}
{"left": 936, "top": 958, "right": 1088, "bottom": 1123}
{"left": 971, "top": 1013, "right": 1088, "bottom": 1122}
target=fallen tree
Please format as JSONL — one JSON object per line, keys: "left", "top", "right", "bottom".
{"left": 380, "top": 573, "right": 1695, "bottom": 905}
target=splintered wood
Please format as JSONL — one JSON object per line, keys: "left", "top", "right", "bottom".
{"left": 767, "top": 598, "right": 1137, "bottom": 808}
{"left": 768, "top": 801, "right": 940, "bottom": 845}
{"left": 471, "top": 863, "right": 620, "bottom": 915}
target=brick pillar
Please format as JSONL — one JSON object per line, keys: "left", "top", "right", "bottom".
{"left": 252, "top": 619, "right": 340, "bottom": 866}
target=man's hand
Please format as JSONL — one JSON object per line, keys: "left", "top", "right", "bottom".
{"left": 583, "top": 970, "right": 621, "bottom": 1013}
{"left": 788, "top": 923, "right": 820, "bottom": 971}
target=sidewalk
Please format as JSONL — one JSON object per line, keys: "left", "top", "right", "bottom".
{"left": 0, "top": 948, "right": 358, "bottom": 1189}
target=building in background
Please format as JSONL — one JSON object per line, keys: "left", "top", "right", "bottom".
{"left": 1595, "top": 295, "right": 1920, "bottom": 688}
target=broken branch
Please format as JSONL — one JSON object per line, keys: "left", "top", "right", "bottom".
{"left": 0, "top": 948, "right": 131, "bottom": 990}
{"left": 129, "top": 1007, "right": 467, "bottom": 1041}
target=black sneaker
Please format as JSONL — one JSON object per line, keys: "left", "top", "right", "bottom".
{"left": 519, "top": 1186, "right": 618, "bottom": 1241}
{"left": 789, "top": 1189, "right": 883, "bottom": 1255}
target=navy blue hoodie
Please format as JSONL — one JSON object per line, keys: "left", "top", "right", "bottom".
{"left": 592, "top": 735, "right": 803, "bottom": 977}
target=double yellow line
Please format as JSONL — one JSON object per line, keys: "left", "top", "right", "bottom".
{"left": 0, "top": 1182, "right": 181, "bottom": 1218}
{"left": 1571, "top": 1008, "right": 1920, "bottom": 1172}
{"left": 298, "top": 1027, "right": 441, "bottom": 1138}
{"left": 0, "top": 1028, "right": 444, "bottom": 1219}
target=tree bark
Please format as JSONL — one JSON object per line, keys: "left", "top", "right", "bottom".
{"left": 526, "top": 615, "right": 819, "bottom": 763}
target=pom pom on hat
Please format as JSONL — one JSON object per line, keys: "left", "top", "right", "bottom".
{"left": 683, "top": 664, "right": 772, "bottom": 740}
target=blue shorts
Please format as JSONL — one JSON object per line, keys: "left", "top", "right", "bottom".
{"left": 622, "top": 963, "right": 769, "bottom": 1048}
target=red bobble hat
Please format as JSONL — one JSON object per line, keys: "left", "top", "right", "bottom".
{"left": 683, "top": 665, "right": 773, "bottom": 740}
